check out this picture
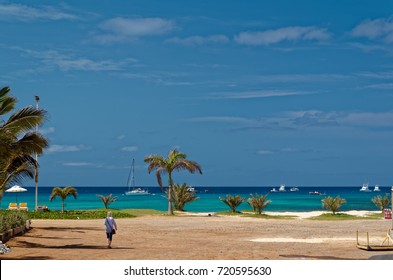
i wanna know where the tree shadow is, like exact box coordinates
[14,240,134,250]
[279,254,362,260]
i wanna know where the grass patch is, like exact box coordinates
[309,212,384,220]
[10,208,167,220]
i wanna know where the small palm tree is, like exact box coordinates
[97,194,118,209]
[144,149,202,215]
[168,183,199,211]
[372,194,391,213]
[247,193,271,214]
[219,194,245,213]
[49,186,78,213]
[321,196,346,215]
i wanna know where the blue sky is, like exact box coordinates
[2,0,393,187]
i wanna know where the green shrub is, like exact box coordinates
[0,211,29,232]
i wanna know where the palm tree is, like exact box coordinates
[167,183,199,211]
[219,194,245,213]
[321,196,346,215]
[0,86,48,199]
[247,193,271,214]
[144,149,202,215]
[49,186,78,213]
[372,194,391,213]
[97,194,118,209]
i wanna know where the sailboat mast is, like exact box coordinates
[126,158,134,190]
[132,158,135,188]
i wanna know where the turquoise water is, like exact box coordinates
[1,186,392,212]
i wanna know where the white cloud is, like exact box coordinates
[121,146,139,152]
[40,127,55,135]
[63,162,92,167]
[257,150,274,155]
[18,48,137,72]
[209,90,310,100]
[234,26,331,46]
[352,16,393,42]
[116,134,126,140]
[0,3,77,21]
[166,35,229,46]
[94,17,176,43]
[46,144,91,153]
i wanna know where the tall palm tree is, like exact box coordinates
[247,193,271,214]
[97,193,118,209]
[321,196,346,215]
[0,86,48,199]
[49,186,78,213]
[219,194,245,213]
[144,149,202,215]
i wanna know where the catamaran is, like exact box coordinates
[125,159,150,196]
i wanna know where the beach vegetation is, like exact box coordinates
[219,194,245,213]
[166,183,199,211]
[144,149,202,215]
[0,210,29,232]
[247,193,271,214]
[97,193,118,209]
[309,213,383,220]
[23,209,135,220]
[0,86,48,199]
[321,196,346,215]
[49,186,78,213]
[372,194,391,213]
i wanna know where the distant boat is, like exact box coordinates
[125,159,150,196]
[290,187,299,192]
[360,183,371,192]
[373,185,381,192]
[187,187,196,192]
[309,191,321,195]
[278,185,286,192]
[270,188,278,192]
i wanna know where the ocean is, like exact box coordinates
[1,186,392,213]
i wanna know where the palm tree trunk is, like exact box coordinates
[62,199,65,213]
[168,173,174,215]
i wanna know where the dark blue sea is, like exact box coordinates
[1,186,392,212]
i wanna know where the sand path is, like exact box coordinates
[1,215,392,260]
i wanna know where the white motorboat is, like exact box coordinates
[360,183,371,192]
[373,185,381,192]
[187,187,196,192]
[125,159,150,196]
[290,187,299,192]
[278,185,286,192]
[270,188,278,192]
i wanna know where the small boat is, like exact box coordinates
[309,191,320,195]
[187,187,196,192]
[360,183,371,192]
[373,185,381,192]
[290,187,299,192]
[278,185,286,192]
[270,188,278,192]
[125,159,150,196]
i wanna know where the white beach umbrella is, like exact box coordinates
[5,185,27,204]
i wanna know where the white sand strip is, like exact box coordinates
[250,237,354,243]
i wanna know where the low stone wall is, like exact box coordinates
[0,220,30,243]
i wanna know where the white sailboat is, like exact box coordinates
[125,159,150,196]
[373,185,381,192]
[278,185,286,192]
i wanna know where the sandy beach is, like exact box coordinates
[1,211,393,260]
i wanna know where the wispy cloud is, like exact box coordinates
[93,17,176,44]
[121,146,139,152]
[40,127,55,135]
[234,26,331,46]
[62,162,126,169]
[257,148,303,156]
[352,16,393,42]
[46,144,91,154]
[16,47,137,72]
[166,35,229,46]
[0,3,78,21]
[208,90,310,100]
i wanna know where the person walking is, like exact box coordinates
[104,211,117,248]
